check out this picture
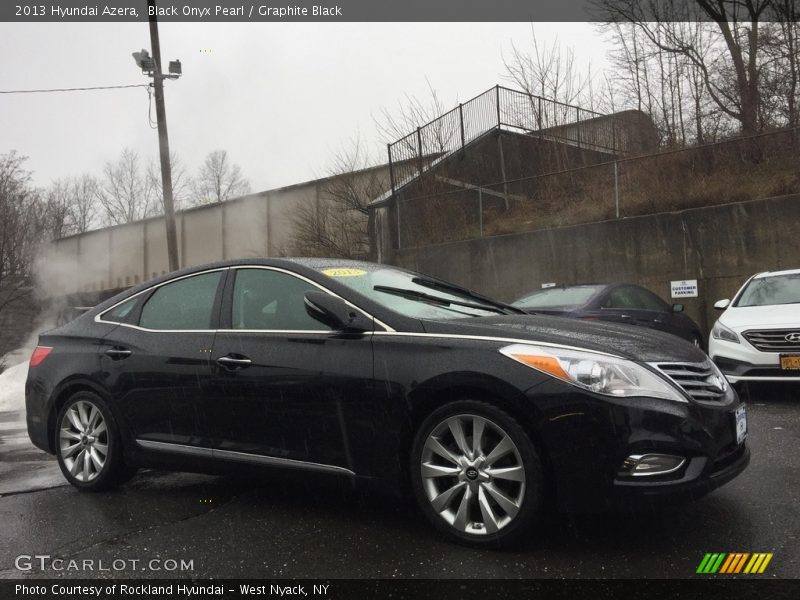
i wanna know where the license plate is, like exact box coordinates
[735,405,748,445]
[780,354,800,370]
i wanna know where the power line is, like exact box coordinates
[0,84,149,94]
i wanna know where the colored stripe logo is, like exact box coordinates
[696,552,773,574]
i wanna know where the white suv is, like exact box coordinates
[709,268,800,383]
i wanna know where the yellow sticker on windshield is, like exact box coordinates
[322,268,367,277]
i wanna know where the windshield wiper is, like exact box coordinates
[373,285,507,315]
[411,277,527,315]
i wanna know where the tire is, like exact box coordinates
[54,391,133,491]
[410,400,543,547]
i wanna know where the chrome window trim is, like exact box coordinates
[94,264,394,334]
[95,267,228,332]
[135,439,355,477]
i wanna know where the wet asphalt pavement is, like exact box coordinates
[0,384,797,580]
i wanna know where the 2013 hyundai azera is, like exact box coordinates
[26,259,749,546]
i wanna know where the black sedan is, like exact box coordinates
[26,259,748,547]
[512,283,705,348]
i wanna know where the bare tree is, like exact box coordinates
[147,152,192,211]
[596,0,774,138]
[0,152,43,327]
[288,138,389,258]
[96,148,155,225]
[191,150,250,204]
[43,174,100,238]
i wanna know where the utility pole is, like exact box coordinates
[133,0,180,271]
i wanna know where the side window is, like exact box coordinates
[232,269,331,331]
[604,287,639,309]
[139,271,222,330]
[632,287,670,312]
[102,296,139,323]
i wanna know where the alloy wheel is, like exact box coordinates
[420,414,526,536]
[59,400,109,483]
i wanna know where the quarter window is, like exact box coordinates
[102,297,139,323]
[139,271,222,330]
[232,269,330,331]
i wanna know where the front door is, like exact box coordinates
[207,267,374,474]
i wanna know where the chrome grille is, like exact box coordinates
[653,361,728,402]
[743,329,800,352]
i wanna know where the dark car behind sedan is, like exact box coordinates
[26,259,748,547]
[513,283,705,349]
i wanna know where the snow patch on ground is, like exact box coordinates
[0,361,28,413]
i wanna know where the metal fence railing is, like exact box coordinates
[390,126,800,250]
[387,85,619,195]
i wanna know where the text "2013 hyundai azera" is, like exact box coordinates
[27,259,749,546]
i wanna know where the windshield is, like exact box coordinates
[735,273,800,307]
[318,265,506,319]
[513,285,604,309]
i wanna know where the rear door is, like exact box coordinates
[206,266,374,474]
[99,269,226,450]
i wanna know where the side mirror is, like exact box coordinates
[672,303,684,313]
[713,299,731,310]
[304,291,371,333]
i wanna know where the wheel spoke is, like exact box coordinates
[89,447,105,471]
[485,465,525,482]
[66,408,83,432]
[60,428,82,442]
[485,435,514,466]
[452,486,474,530]
[431,481,466,513]
[70,450,84,476]
[93,442,108,458]
[87,406,101,431]
[447,417,471,458]
[477,486,499,533]
[83,448,92,480]
[425,437,460,466]
[472,417,486,457]
[77,402,90,429]
[90,420,107,437]
[483,482,520,518]
[421,462,460,478]
[61,442,82,458]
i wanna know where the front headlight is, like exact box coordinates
[499,343,688,403]
[711,321,739,343]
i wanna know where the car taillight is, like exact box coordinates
[29,346,53,368]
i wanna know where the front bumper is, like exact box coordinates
[532,381,749,511]
[710,338,800,383]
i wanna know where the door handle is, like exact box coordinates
[216,355,252,370]
[105,348,132,359]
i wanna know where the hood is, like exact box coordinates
[719,304,800,329]
[422,314,705,363]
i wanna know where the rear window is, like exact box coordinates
[139,271,222,330]
[513,286,603,309]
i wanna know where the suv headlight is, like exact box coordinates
[499,344,688,403]
[711,321,739,343]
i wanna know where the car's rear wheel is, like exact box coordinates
[55,391,133,491]
[411,400,543,547]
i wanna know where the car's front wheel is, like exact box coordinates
[410,400,543,547]
[55,391,133,491]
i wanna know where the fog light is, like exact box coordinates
[619,454,685,477]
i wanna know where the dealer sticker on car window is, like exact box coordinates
[735,405,748,445]
[322,268,367,277]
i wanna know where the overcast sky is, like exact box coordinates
[0,22,611,193]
